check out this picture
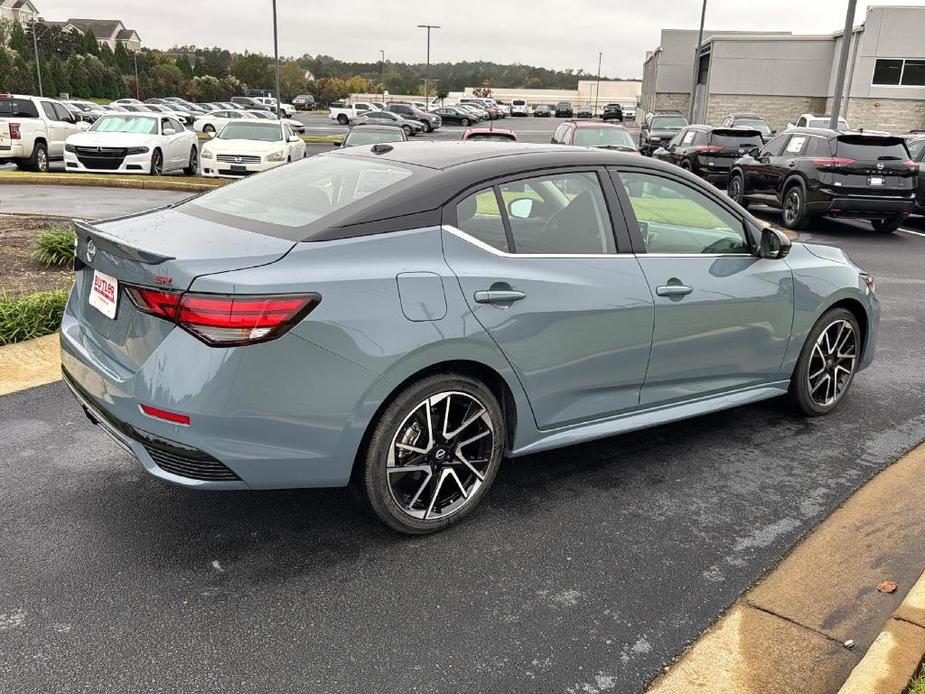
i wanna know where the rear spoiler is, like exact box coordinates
[711,128,763,138]
[836,133,904,145]
[73,219,174,265]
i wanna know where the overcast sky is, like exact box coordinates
[39,0,925,78]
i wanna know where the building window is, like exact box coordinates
[873,58,925,87]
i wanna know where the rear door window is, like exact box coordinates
[455,188,509,252]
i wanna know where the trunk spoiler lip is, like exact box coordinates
[73,219,175,265]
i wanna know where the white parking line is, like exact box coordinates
[899,227,925,238]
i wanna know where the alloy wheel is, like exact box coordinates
[729,176,741,202]
[36,148,48,172]
[783,190,801,226]
[807,319,857,407]
[386,391,495,521]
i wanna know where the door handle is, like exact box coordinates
[474,290,526,304]
[655,284,693,297]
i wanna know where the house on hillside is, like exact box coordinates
[0,0,40,24]
[65,18,141,51]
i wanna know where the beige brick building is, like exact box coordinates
[641,6,925,134]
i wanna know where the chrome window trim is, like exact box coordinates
[442,225,755,259]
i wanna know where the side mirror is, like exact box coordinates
[332,140,342,147]
[288,135,301,143]
[760,226,792,260]
[509,198,534,219]
[163,128,176,136]
[748,147,761,158]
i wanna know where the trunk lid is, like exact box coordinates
[71,207,297,372]
[824,134,917,195]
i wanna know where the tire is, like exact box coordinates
[337,114,349,125]
[871,217,904,233]
[183,146,198,176]
[402,125,412,136]
[781,184,811,230]
[460,118,470,127]
[29,142,48,172]
[203,124,215,134]
[356,373,506,535]
[790,308,861,416]
[149,149,163,176]
[423,122,433,133]
[728,173,749,208]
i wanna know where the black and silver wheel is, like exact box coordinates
[728,174,748,208]
[337,114,349,125]
[358,373,505,534]
[183,146,198,176]
[782,185,811,230]
[460,118,470,127]
[790,308,860,416]
[149,149,163,176]
[871,217,903,233]
[203,124,215,134]
[30,142,48,172]
[402,125,412,136]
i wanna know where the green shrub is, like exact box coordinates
[32,224,76,267]
[0,290,69,345]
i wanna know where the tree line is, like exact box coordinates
[0,19,634,103]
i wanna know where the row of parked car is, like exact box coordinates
[635,109,924,232]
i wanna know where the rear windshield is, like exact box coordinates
[184,154,415,234]
[573,127,635,150]
[809,118,848,129]
[651,115,688,130]
[710,131,764,148]
[733,119,771,135]
[465,133,517,142]
[0,98,39,118]
[835,136,910,161]
[343,130,405,147]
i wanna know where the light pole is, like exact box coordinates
[417,24,440,105]
[271,0,281,117]
[133,50,139,99]
[30,21,43,97]
[830,0,858,129]
[594,52,602,117]
[380,49,385,101]
[687,0,707,123]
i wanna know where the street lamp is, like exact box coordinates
[687,0,707,123]
[132,50,139,99]
[380,49,385,101]
[271,0,281,117]
[830,0,858,129]
[594,52,602,117]
[30,21,43,97]
[416,24,440,106]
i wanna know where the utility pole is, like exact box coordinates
[271,0,281,118]
[830,0,857,129]
[687,0,707,123]
[380,49,385,101]
[30,21,43,97]
[417,24,440,106]
[133,51,139,99]
[594,52,602,117]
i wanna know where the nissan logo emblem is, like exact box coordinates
[86,239,96,262]
[876,162,884,170]
[234,156,242,163]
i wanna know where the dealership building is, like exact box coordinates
[641,5,925,133]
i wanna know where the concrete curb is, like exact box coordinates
[647,441,925,694]
[0,332,61,396]
[838,571,925,693]
[0,173,224,193]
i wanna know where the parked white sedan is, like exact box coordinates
[194,109,254,134]
[64,113,199,175]
[242,109,306,134]
[200,120,305,178]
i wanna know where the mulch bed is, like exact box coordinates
[0,215,74,297]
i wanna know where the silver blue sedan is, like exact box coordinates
[61,142,879,534]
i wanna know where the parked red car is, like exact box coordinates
[550,120,638,152]
[461,127,518,142]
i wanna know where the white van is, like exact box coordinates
[511,99,528,117]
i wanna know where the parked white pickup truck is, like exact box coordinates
[0,94,88,171]
[328,101,376,125]
[253,97,295,118]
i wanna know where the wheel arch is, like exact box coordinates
[782,173,807,197]
[822,296,870,357]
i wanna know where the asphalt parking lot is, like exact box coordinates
[2,117,925,693]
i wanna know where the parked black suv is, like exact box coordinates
[652,125,764,187]
[728,128,918,232]
[639,111,689,156]
[602,103,624,122]
[385,102,441,132]
[721,113,774,142]
[555,101,573,118]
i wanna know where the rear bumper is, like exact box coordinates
[0,143,28,159]
[60,294,378,490]
[806,191,915,217]
[202,159,283,178]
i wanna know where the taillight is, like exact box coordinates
[8,122,21,139]
[125,286,320,346]
[694,145,723,153]
[903,161,919,172]
[812,157,855,168]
